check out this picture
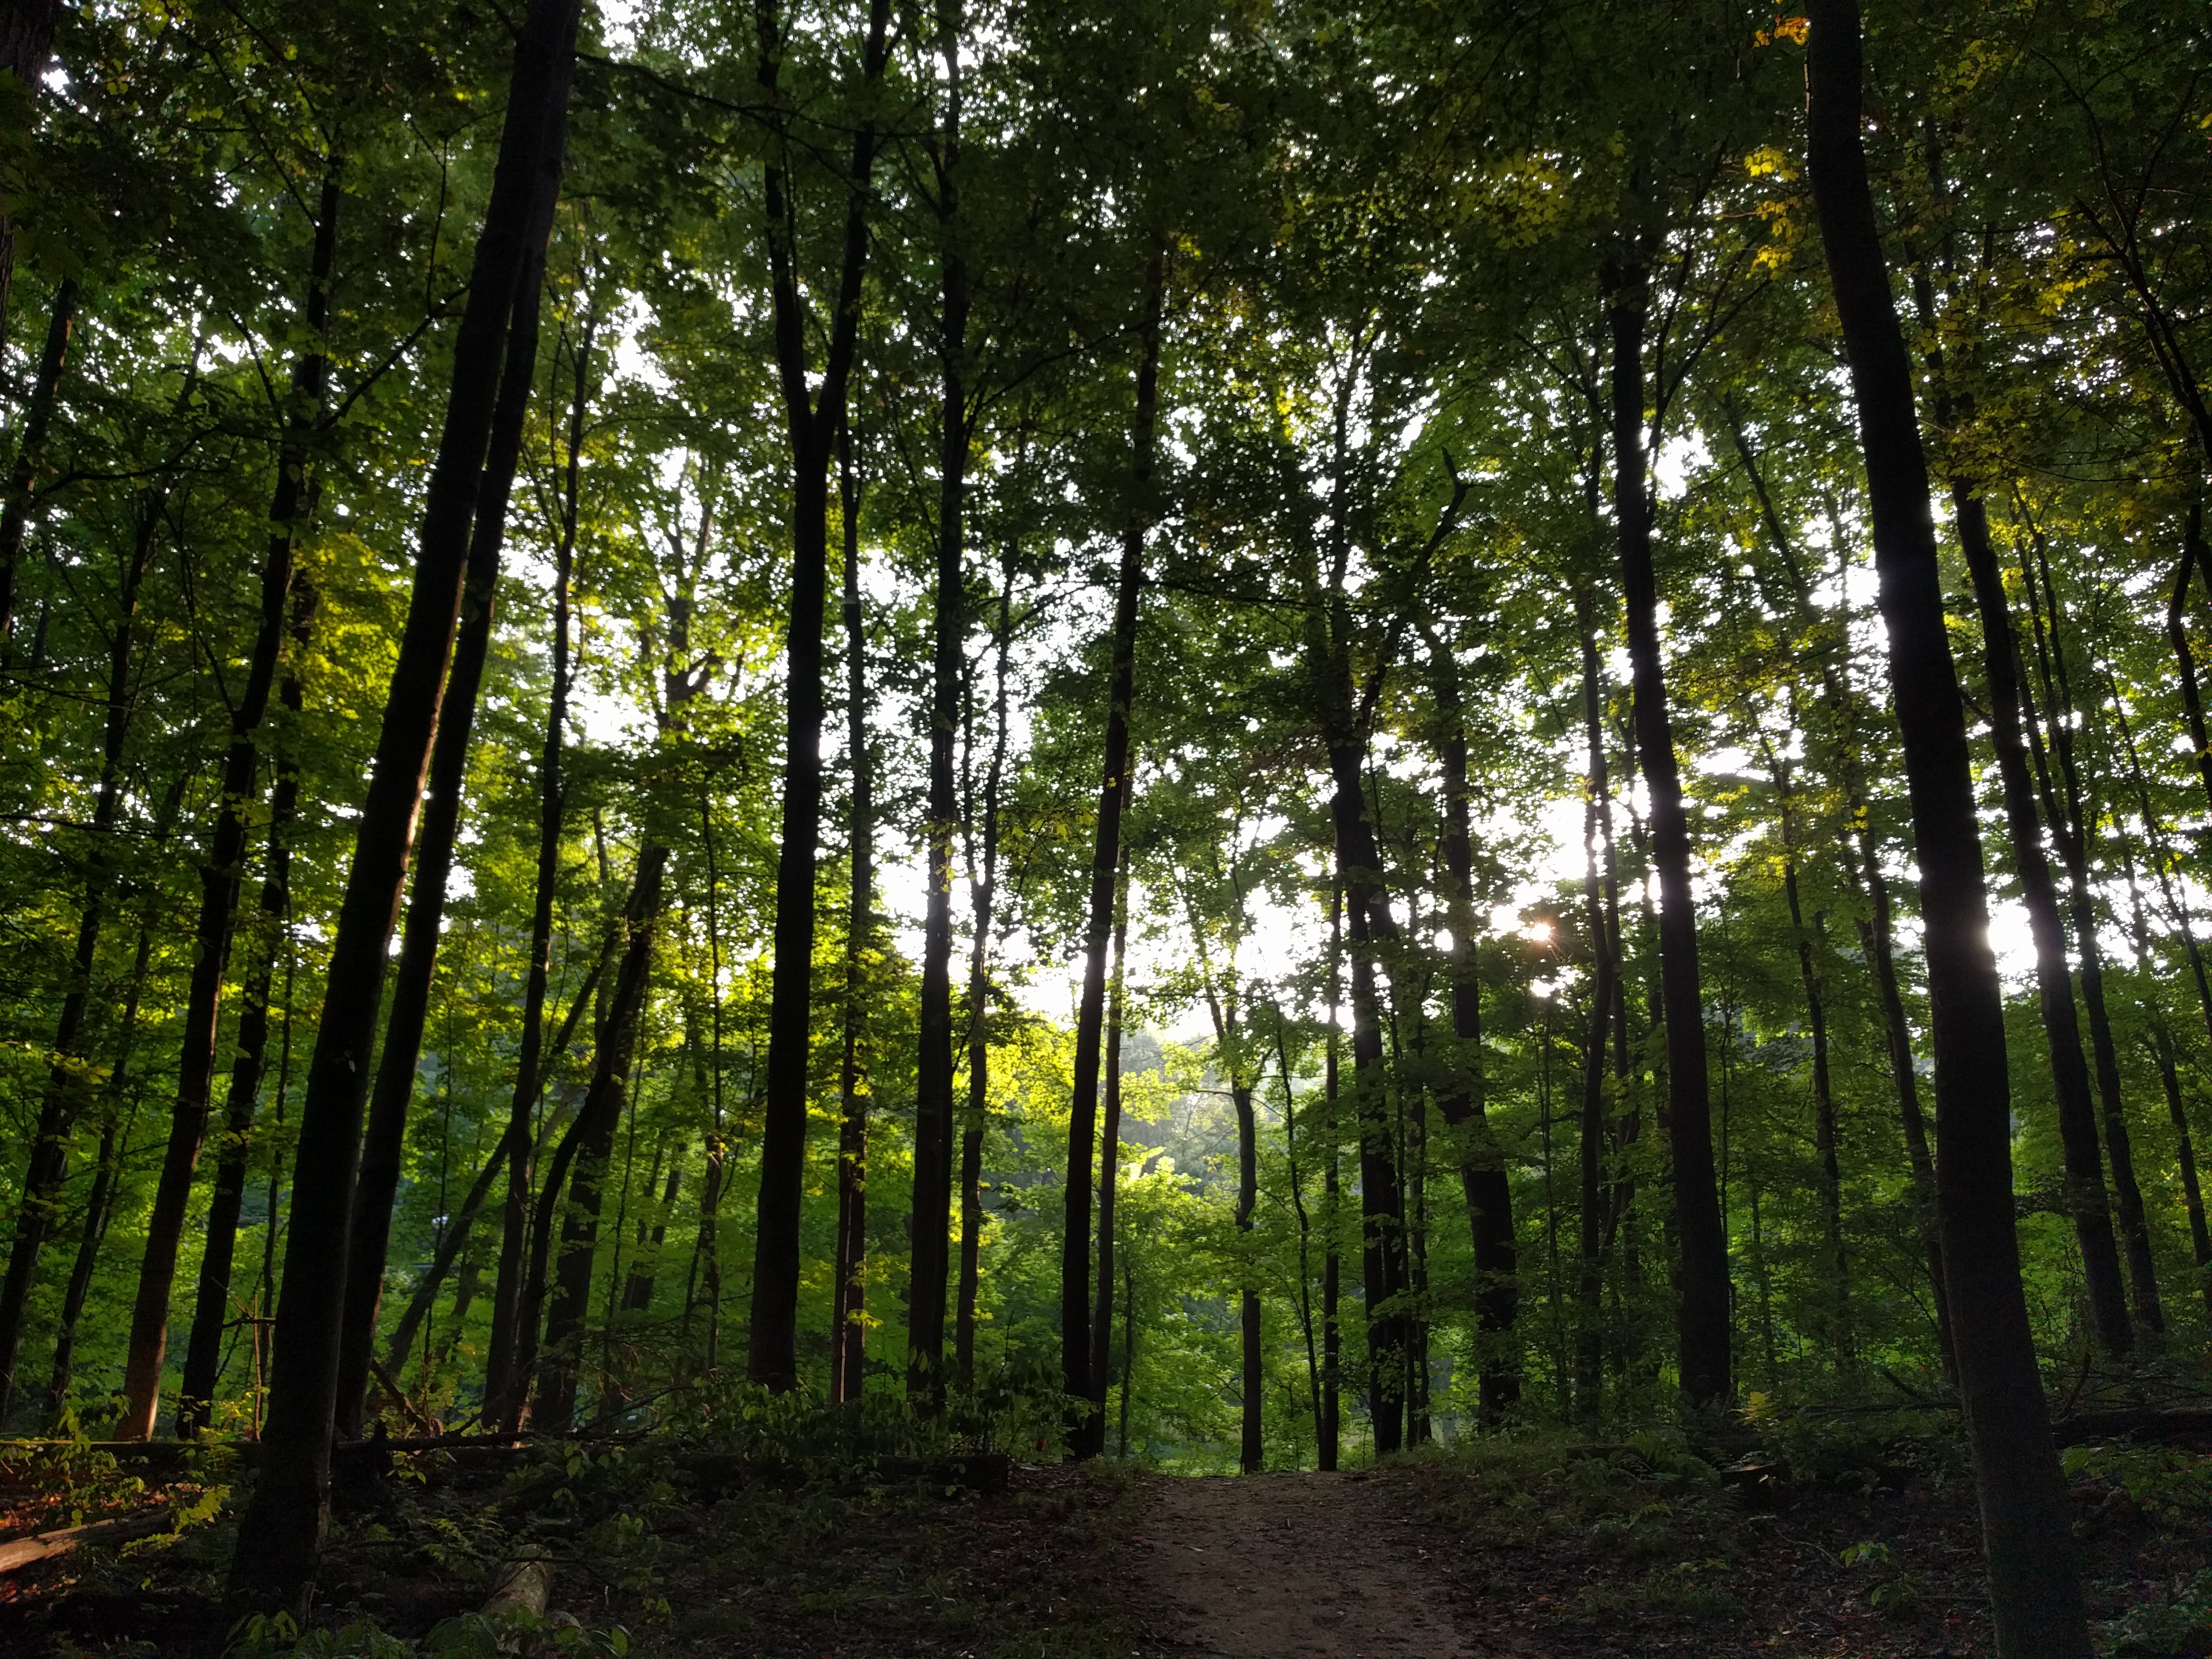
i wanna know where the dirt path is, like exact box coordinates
[1130,1469,1473,1658]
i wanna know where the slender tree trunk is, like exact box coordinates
[1234,1064,1261,1473]
[227,1,584,1612]
[1956,498,2131,1355]
[0,0,60,368]
[335,154,562,1442]
[2110,679,2212,1325]
[0,273,75,649]
[1604,257,1729,1408]
[45,920,153,1421]
[0,486,160,1424]
[484,310,593,1418]
[1087,824,1130,1424]
[2167,508,2212,827]
[2148,1027,2212,1321]
[2018,550,2163,1335]
[1573,590,1613,1422]
[961,569,1015,1393]
[1850,833,1956,1378]
[1063,256,1164,1456]
[1276,1015,1323,1463]
[830,424,871,1404]
[178,580,315,1434]
[910,13,968,1408]
[746,0,893,1395]
[149,174,340,1442]
[1805,5,2090,1649]
[1320,892,1342,1472]
[1726,409,1955,1373]
[1773,758,1850,1368]
[533,854,664,1431]
[1420,624,1519,1420]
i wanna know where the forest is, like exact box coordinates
[0,0,2208,1655]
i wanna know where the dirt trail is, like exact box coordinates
[1130,1468,1472,1658]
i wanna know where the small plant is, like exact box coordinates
[1841,1539,1920,1618]
[2098,1568,2212,1657]
[2062,1446,2212,1528]
[225,1607,630,1659]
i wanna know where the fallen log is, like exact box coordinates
[0,1509,172,1575]
[2051,1407,2212,1447]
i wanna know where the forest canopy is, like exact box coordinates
[0,0,2206,1648]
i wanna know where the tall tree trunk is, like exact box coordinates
[1726,411,1953,1371]
[1805,4,2090,1649]
[746,0,893,1395]
[961,568,1015,1393]
[227,0,584,1613]
[623,1138,682,1311]
[1320,891,1342,1472]
[2148,1026,2212,1322]
[1274,1014,1323,1462]
[1086,831,1129,1421]
[1573,588,1613,1423]
[1062,256,1164,1457]
[533,853,664,1431]
[1194,934,1261,1475]
[334,156,562,1442]
[1956,498,2131,1355]
[142,171,340,1443]
[1603,257,1729,1408]
[0,0,59,364]
[909,5,968,1408]
[1421,623,1519,1421]
[2109,674,2212,1325]
[830,423,872,1405]
[0,274,76,648]
[2168,507,2212,826]
[1850,832,1956,1378]
[177,577,318,1434]
[484,308,594,1418]
[2018,547,2163,1335]
[1773,757,1850,1369]
[0,478,160,1424]
[44,918,153,1421]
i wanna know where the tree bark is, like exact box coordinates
[2148,1026,2212,1322]
[2018,545,2163,1335]
[1956,497,2131,1356]
[0,273,75,648]
[747,0,893,1393]
[1062,255,1163,1457]
[483,308,593,1420]
[0,0,59,363]
[533,855,663,1431]
[1420,623,1518,1421]
[1086,828,1130,1423]
[1573,590,1614,1424]
[141,171,340,1443]
[909,3,969,1409]
[830,424,872,1405]
[0,470,160,1424]
[1603,258,1728,1408]
[334,146,562,1442]
[44,921,151,1422]
[1773,757,1850,1368]
[961,568,1015,1393]
[1804,4,2090,1650]
[226,0,583,1613]
[177,575,317,1435]
[1320,891,1342,1471]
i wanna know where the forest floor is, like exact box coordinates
[2,1417,2210,1656]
